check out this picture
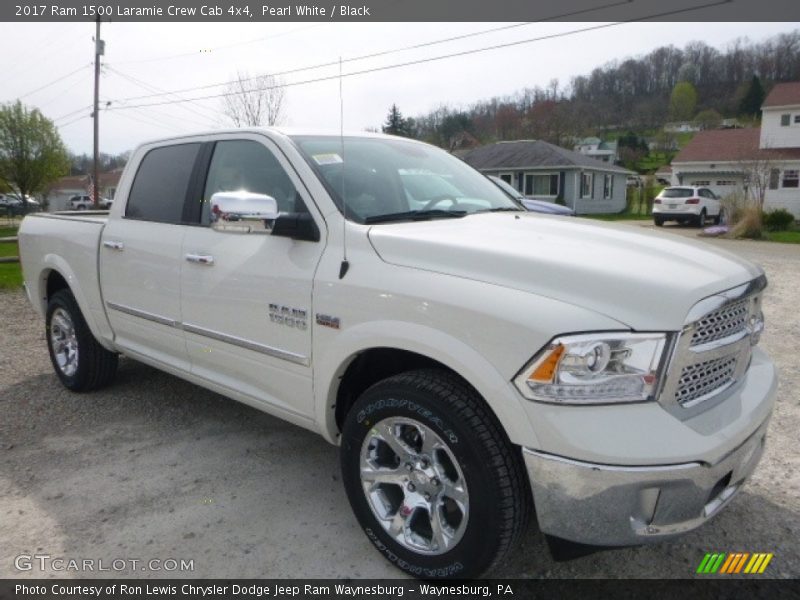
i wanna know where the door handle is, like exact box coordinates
[185,253,215,265]
[103,240,124,251]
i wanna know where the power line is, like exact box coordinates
[113,23,326,65]
[105,1,729,114]
[101,1,631,106]
[58,114,91,129]
[18,64,91,100]
[53,105,93,122]
[103,65,220,127]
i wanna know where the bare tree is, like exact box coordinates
[222,71,286,127]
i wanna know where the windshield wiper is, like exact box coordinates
[364,209,467,224]
[477,206,525,213]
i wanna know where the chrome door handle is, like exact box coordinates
[102,240,124,251]
[185,253,215,265]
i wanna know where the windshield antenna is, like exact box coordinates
[338,55,350,279]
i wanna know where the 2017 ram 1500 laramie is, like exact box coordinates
[19,129,777,579]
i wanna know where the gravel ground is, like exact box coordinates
[1,224,798,579]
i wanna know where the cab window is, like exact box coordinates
[201,140,308,226]
[126,143,201,224]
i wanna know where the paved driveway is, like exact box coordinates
[1,223,798,578]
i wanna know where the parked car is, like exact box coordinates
[70,195,113,210]
[653,186,723,227]
[0,194,22,209]
[19,129,775,579]
[488,175,576,216]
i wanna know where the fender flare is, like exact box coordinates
[313,319,539,449]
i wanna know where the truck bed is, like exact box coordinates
[18,211,114,348]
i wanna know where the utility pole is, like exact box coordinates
[92,16,103,208]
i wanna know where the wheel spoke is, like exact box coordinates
[360,466,405,486]
[375,421,413,460]
[420,428,440,457]
[430,505,452,552]
[442,481,468,508]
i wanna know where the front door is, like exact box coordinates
[179,135,325,419]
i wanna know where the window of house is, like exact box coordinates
[126,143,201,224]
[769,169,780,190]
[524,173,558,197]
[715,180,736,186]
[580,172,594,198]
[499,173,514,186]
[603,174,614,199]
[691,180,710,186]
[781,114,791,126]
[782,169,799,188]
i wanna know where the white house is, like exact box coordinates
[573,137,618,164]
[669,82,800,217]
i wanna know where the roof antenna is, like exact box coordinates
[338,55,350,279]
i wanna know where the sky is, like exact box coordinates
[1,21,797,155]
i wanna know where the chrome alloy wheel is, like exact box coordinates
[359,417,469,555]
[50,308,79,377]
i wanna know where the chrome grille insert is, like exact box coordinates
[676,354,738,407]
[658,275,766,418]
[691,298,749,347]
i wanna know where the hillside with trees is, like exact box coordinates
[387,30,800,171]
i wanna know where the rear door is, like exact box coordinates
[100,142,201,372]
[179,134,326,419]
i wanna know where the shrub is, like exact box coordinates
[728,204,764,240]
[719,191,748,225]
[763,208,795,232]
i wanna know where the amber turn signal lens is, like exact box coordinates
[529,343,565,383]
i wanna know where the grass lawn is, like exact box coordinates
[0,262,22,290]
[0,225,19,238]
[765,230,800,244]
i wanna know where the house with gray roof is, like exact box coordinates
[463,140,633,214]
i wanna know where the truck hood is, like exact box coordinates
[367,212,763,331]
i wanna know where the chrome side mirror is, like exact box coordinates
[210,191,279,234]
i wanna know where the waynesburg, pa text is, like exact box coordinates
[14,584,513,597]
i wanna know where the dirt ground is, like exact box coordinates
[1,223,798,579]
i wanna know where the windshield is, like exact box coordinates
[661,188,694,198]
[292,136,521,223]
[489,176,523,199]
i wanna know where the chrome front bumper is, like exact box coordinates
[523,416,770,546]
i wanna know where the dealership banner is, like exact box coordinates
[2,579,800,600]
[4,0,800,22]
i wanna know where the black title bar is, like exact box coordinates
[4,0,800,22]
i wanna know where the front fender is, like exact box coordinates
[313,319,539,448]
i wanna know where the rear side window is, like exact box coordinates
[661,188,693,198]
[126,143,200,223]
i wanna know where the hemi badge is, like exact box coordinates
[316,314,341,330]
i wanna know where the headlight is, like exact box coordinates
[514,332,668,404]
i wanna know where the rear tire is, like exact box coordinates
[46,289,118,392]
[654,216,664,227]
[696,209,707,228]
[340,369,531,579]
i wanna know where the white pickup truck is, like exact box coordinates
[19,129,776,579]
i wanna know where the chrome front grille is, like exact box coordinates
[658,276,766,416]
[676,354,738,406]
[691,298,749,347]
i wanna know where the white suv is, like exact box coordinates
[69,195,112,210]
[653,186,723,227]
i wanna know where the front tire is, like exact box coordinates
[46,289,118,391]
[340,369,531,579]
[696,209,707,227]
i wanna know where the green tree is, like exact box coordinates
[738,75,765,118]
[694,108,723,130]
[382,104,411,137]
[669,82,698,121]
[0,101,69,211]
